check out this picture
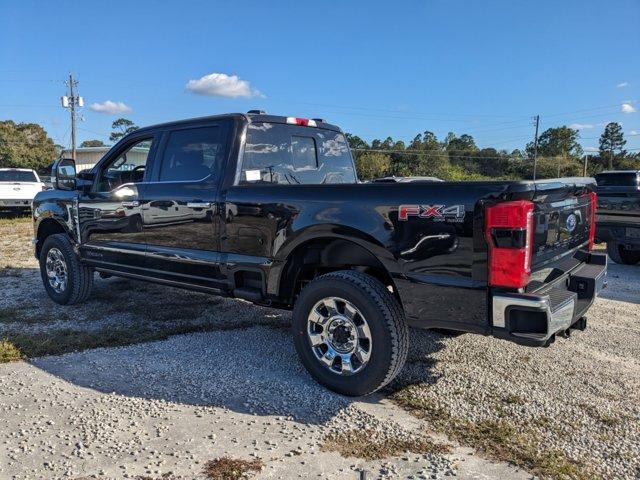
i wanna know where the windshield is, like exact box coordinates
[0,170,38,182]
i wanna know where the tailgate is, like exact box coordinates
[530,179,595,270]
[0,182,42,200]
[596,185,640,225]
[490,178,606,347]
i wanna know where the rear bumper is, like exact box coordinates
[491,252,607,347]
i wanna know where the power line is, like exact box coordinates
[351,148,523,160]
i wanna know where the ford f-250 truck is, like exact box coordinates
[32,112,607,396]
[595,170,640,265]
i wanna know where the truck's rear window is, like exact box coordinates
[595,172,639,186]
[240,122,357,185]
[0,170,37,182]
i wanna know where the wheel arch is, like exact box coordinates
[271,227,403,307]
[35,218,74,258]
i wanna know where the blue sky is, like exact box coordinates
[1,0,639,153]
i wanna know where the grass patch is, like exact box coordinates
[0,322,235,362]
[501,393,526,406]
[322,428,450,461]
[596,412,620,427]
[0,266,23,277]
[0,306,70,325]
[393,386,598,480]
[203,457,263,480]
[0,339,23,362]
[0,307,23,323]
[0,215,31,226]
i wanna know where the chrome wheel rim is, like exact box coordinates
[307,297,372,376]
[45,248,68,293]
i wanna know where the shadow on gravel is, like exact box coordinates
[26,298,446,425]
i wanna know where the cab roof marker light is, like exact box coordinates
[286,117,317,127]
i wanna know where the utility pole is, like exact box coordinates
[61,73,83,160]
[532,115,540,180]
[583,154,589,177]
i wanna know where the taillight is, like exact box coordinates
[286,117,317,127]
[588,191,597,250]
[485,200,534,289]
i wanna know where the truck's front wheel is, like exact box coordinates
[607,242,640,265]
[39,233,94,304]
[292,270,408,396]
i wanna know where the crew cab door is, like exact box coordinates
[138,122,230,291]
[78,133,159,270]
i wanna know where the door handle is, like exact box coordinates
[121,200,140,208]
[187,202,212,208]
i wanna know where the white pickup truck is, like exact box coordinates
[0,168,46,213]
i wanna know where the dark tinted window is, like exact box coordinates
[595,172,639,186]
[0,170,37,182]
[159,126,225,182]
[240,123,356,185]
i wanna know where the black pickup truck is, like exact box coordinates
[595,170,640,265]
[32,112,607,396]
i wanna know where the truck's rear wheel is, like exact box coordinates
[292,270,408,396]
[39,233,93,304]
[607,242,640,265]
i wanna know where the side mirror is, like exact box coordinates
[53,158,77,191]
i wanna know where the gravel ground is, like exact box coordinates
[393,259,640,479]
[0,328,533,480]
[1,217,639,479]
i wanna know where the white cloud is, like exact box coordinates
[617,82,629,88]
[630,130,639,135]
[621,103,637,113]
[89,100,132,114]
[569,123,594,130]
[185,72,263,98]
[585,146,599,152]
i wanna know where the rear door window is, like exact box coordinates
[240,122,357,185]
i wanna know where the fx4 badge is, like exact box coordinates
[398,204,465,223]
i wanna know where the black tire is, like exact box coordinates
[39,233,93,305]
[292,270,409,396]
[607,242,640,265]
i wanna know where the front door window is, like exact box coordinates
[95,139,153,192]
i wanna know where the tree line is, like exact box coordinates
[348,122,638,181]
[0,118,139,171]
[1,117,637,181]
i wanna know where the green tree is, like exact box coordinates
[345,133,368,151]
[599,122,626,170]
[526,126,583,159]
[354,151,392,180]
[80,139,106,147]
[446,133,477,153]
[0,120,56,170]
[109,118,138,143]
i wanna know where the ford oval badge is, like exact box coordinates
[566,213,577,233]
